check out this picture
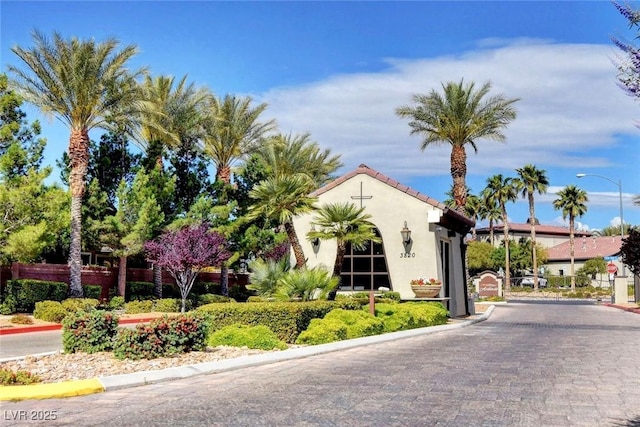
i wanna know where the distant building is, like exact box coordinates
[476,222,592,248]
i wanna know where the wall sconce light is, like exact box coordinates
[310,225,320,249]
[400,221,412,244]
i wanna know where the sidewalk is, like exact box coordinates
[0,308,495,401]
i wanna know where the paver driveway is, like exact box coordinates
[1,302,639,427]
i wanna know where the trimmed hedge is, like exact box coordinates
[1,279,67,313]
[33,301,67,323]
[374,302,448,333]
[126,282,154,301]
[296,309,385,345]
[196,300,361,343]
[208,324,288,350]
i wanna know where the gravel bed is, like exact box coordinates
[1,346,278,384]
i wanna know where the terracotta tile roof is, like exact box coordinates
[312,163,475,228]
[476,222,592,237]
[547,235,623,261]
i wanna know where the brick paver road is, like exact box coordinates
[2,302,639,427]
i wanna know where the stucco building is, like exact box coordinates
[293,164,474,317]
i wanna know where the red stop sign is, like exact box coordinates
[607,263,618,274]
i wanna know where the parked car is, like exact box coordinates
[519,277,547,288]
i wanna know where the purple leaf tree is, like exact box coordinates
[145,223,231,312]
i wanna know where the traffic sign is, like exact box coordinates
[607,263,618,274]
[604,256,617,261]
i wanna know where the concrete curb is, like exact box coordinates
[3,307,496,400]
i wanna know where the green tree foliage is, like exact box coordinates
[466,241,498,276]
[101,168,165,298]
[593,223,633,237]
[620,227,640,276]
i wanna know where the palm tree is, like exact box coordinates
[515,164,549,291]
[483,174,518,290]
[307,202,380,299]
[396,79,518,211]
[553,185,588,291]
[248,174,318,268]
[249,133,342,269]
[202,94,276,184]
[478,200,502,246]
[8,31,145,296]
[201,94,276,295]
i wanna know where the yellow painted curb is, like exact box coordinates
[0,378,104,401]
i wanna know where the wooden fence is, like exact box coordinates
[1,262,248,301]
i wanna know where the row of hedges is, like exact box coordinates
[196,300,366,343]
[126,282,250,302]
[0,280,102,314]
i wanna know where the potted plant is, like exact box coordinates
[410,277,442,298]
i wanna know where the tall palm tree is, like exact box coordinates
[201,94,276,295]
[8,31,145,296]
[553,185,588,291]
[515,164,549,291]
[483,174,518,290]
[202,94,276,184]
[248,174,318,268]
[250,132,342,269]
[396,79,518,211]
[307,202,380,299]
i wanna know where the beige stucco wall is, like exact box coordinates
[293,172,468,317]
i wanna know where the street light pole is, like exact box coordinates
[576,173,625,276]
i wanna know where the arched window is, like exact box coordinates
[339,229,391,291]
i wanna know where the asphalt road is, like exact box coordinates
[0,330,62,360]
[1,302,639,427]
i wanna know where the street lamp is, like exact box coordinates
[576,173,625,276]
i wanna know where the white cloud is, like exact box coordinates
[552,215,591,231]
[258,39,637,182]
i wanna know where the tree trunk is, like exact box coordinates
[529,193,539,292]
[502,204,511,291]
[68,128,90,298]
[220,265,229,296]
[118,255,127,299]
[489,219,495,246]
[152,264,162,298]
[284,221,306,269]
[216,165,232,185]
[328,241,347,301]
[450,144,468,212]
[569,216,576,291]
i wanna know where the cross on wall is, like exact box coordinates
[351,181,372,208]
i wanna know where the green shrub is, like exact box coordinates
[208,324,288,350]
[196,294,235,306]
[33,301,67,322]
[374,302,448,333]
[162,284,181,298]
[154,298,180,313]
[61,298,100,313]
[324,309,385,338]
[62,310,119,353]
[126,282,154,302]
[191,281,221,296]
[197,300,354,343]
[296,318,348,345]
[10,313,33,325]
[124,300,155,314]
[0,295,17,315]
[108,296,125,310]
[3,279,68,312]
[0,368,41,385]
[295,309,384,345]
[83,285,102,300]
[113,312,211,360]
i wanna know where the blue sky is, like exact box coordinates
[1,1,639,232]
